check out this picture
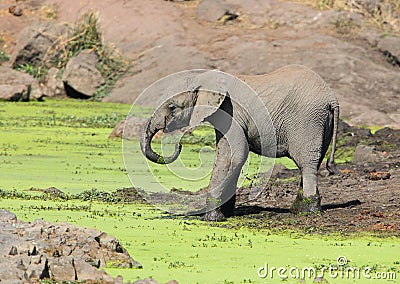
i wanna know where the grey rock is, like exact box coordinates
[43,186,66,198]
[0,264,24,282]
[109,116,148,140]
[30,83,46,100]
[25,255,49,280]
[0,66,43,101]
[359,29,380,47]
[377,36,400,65]
[16,258,27,270]
[109,116,184,142]
[103,44,210,105]
[134,279,161,284]
[0,209,17,223]
[197,0,237,22]
[62,51,105,98]
[97,0,400,129]
[9,246,18,255]
[0,209,141,282]
[353,145,379,164]
[0,84,29,101]
[48,257,76,281]
[74,260,114,282]
[44,67,66,97]
[9,5,23,17]
[115,275,124,284]
[10,22,70,68]
[96,232,120,251]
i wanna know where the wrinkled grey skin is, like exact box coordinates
[140,65,339,221]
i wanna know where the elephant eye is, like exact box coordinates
[168,103,177,111]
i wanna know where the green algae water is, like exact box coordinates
[0,99,290,193]
[0,99,399,283]
[1,198,399,283]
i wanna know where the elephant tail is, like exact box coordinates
[327,104,339,175]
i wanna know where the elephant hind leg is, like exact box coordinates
[290,166,321,214]
[289,135,324,214]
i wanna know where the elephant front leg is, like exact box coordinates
[203,128,249,222]
[290,168,321,214]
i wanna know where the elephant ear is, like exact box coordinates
[189,90,227,127]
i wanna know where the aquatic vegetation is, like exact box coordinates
[0,197,399,283]
[1,99,399,283]
[0,99,292,193]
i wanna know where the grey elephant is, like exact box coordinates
[140,65,339,221]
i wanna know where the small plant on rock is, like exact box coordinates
[0,36,10,65]
[52,12,129,100]
[0,50,9,65]
[17,12,128,99]
[333,17,358,35]
[16,64,42,78]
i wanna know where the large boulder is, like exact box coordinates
[109,116,180,140]
[62,51,105,98]
[0,66,44,101]
[0,84,29,101]
[103,43,211,105]
[109,116,148,140]
[96,0,400,129]
[377,36,400,66]
[10,22,71,68]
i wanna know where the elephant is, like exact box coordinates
[140,65,339,221]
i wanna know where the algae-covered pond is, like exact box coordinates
[0,99,399,283]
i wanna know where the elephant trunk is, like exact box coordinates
[140,119,182,164]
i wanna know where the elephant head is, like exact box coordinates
[140,89,227,164]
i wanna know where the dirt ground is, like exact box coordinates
[234,122,400,235]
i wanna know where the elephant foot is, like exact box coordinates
[201,194,236,222]
[290,191,321,215]
[202,208,227,222]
